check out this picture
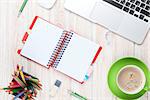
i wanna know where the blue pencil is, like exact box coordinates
[13,91,24,100]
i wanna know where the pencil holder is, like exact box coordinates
[1,65,42,100]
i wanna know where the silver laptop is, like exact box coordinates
[64,0,150,44]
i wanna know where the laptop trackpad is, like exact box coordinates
[90,2,124,30]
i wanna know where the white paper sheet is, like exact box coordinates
[21,18,63,67]
[56,33,99,82]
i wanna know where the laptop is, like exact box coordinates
[64,0,150,44]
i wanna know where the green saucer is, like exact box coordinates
[107,57,150,100]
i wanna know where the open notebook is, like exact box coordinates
[19,16,102,83]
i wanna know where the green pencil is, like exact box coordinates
[30,82,41,90]
[29,78,39,84]
[68,90,88,100]
[10,87,23,94]
[0,87,10,90]
[18,0,28,17]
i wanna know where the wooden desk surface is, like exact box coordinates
[0,0,150,100]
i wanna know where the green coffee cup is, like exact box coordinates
[107,57,150,100]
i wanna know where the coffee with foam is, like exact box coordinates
[117,65,146,94]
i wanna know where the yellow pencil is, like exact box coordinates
[18,65,26,84]
[19,69,26,84]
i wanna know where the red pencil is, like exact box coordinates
[9,84,21,88]
[10,81,19,86]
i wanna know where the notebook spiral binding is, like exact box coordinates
[47,30,74,68]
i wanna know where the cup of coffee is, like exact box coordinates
[108,57,150,100]
[117,65,146,95]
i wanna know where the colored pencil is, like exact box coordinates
[16,65,20,76]
[23,92,29,100]
[13,91,24,100]
[18,0,28,17]
[9,84,21,88]
[0,87,10,90]
[19,69,26,84]
[1,65,42,99]
[12,75,26,88]
[68,90,88,100]
[29,78,39,84]
[30,82,41,90]
[9,87,23,94]
[6,89,13,92]
[24,73,38,79]
[10,81,19,86]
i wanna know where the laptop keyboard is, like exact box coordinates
[103,0,150,22]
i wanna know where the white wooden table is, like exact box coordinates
[0,0,150,100]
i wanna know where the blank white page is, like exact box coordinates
[21,18,63,67]
[56,33,99,82]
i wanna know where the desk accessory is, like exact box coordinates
[50,80,61,97]
[18,0,28,17]
[68,90,88,100]
[108,57,150,100]
[18,16,102,83]
[84,65,94,81]
[0,65,42,100]
[37,0,56,9]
